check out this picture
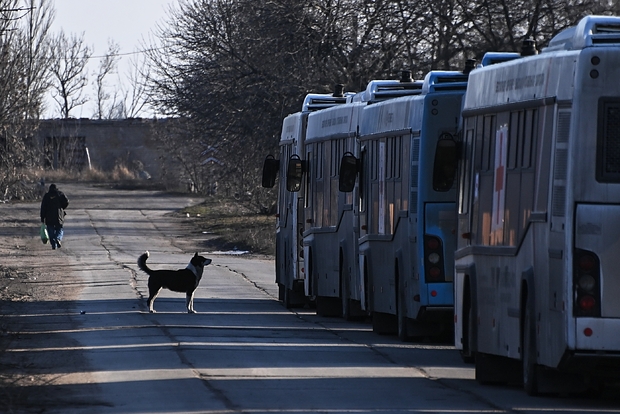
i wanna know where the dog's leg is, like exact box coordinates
[147,288,160,313]
[186,291,196,313]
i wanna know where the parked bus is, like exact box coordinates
[301,73,424,317]
[340,66,473,338]
[454,15,620,394]
[262,88,349,307]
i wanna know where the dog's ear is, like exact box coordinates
[194,252,198,257]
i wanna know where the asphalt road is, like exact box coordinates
[2,183,620,413]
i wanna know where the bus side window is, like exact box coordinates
[304,150,312,209]
[433,133,458,192]
[459,128,475,215]
[359,146,367,213]
[339,152,358,192]
[287,155,304,192]
[481,115,495,171]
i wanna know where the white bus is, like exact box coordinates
[301,73,423,317]
[454,15,620,394]
[340,67,472,338]
[262,89,349,307]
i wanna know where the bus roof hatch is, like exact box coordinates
[545,15,620,52]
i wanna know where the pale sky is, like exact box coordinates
[48,0,178,118]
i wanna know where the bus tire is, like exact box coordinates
[523,292,540,395]
[396,270,411,341]
[340,253,351,320]
[341,287,351,320]
[283,286,293,309]
[316,295,340,317]
[373,311,397,335]
[460,281,475,363]
[397,298,409,341]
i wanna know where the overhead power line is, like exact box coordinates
[89,46,164,60]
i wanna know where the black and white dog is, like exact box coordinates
[137,251,212,313]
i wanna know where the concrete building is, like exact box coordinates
[35,118,165,180]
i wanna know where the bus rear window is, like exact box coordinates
[597,98,620,182]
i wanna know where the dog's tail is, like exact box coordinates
[137,251,153,275]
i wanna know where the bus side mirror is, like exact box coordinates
[286,154,304,192]
[261,155,280,188]
[433,135,458,192]
[339,152,359,192]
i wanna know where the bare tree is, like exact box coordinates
[144,0,610,205]
[23,0,54,119]
[448,0,608,62]
[144,0,417,208]
[92,39,119,119]
[49,30,91,118]
[0,0,55,199]
[119,49,151,118]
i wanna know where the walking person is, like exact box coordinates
[40,184,69,250]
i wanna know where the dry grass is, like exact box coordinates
[179,197,275,256]
[39,165,136,183]
[15,166,276,256]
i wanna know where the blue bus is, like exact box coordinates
[300,74,424,317]
[455,16,620,394]
[340,65,473,339]
[262,89,349,307]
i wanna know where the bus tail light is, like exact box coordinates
[573,249,601,317]
[424,235,445,282]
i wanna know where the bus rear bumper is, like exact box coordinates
[559,350,620,380]
[575,318,620,350]
[416,306,453,323]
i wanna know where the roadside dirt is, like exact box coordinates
[0,201,89,413]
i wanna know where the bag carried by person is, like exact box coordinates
[40,223,49,244]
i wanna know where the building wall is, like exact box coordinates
[36,118,165,179]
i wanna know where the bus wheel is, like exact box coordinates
[397,312,411,341]
[460,285,475,363]
[397,280,411,341]
[316,296,340,316]
[340,256,351,320]
[523,296,540,395]
[282,281,305,309]
[283,286,293,309]
[373,311,397,335]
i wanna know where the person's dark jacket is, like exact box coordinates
[40,186,69,226]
